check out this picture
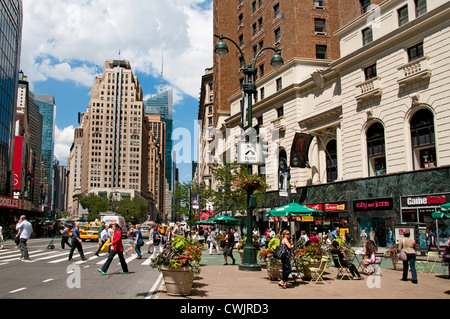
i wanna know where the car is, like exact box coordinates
[141,226,150,239]
[80,226,100,242]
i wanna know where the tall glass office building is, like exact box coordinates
[34,95,56,184]
[144,89,174,189]
[0,0,23,196]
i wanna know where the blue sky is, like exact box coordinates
[21,0,213,183]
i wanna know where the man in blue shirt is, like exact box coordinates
[68,222,87,261]
[16,215,33,261]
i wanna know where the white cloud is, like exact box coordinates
[54,125,75,165]
[21,0,213,99]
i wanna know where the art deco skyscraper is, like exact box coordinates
[80,59,151,205]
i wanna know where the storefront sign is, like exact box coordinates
[401,193,450,208]
[353,198,393,211]
[0,196,21,209]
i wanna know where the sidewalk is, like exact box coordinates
[158,249,450,299]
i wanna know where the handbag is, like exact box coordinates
[398,239,407,261]
[101,239,111,253]
[274,243,287,260]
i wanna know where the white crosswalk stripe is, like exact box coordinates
[0,242,155,267]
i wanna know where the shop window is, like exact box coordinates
[367,122,386,176]
[410,108,436,170]
[326,140,338,182]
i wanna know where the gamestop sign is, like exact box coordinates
[401,193,449,208]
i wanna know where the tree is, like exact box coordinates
[77,193,109,221]
[210,162,269,215]
[173,181,213,225]
[114,197,149,224]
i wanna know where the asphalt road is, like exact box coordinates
[0,238,162,299]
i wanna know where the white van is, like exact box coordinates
[101,215,127,237]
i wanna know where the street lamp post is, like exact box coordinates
[214,34,283,271]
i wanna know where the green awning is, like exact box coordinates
[266,202,324,217]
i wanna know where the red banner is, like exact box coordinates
[13,136,23,191]
[0,196,21,209]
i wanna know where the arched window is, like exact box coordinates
[367,122,386,176]
[410,108,436,169]
[326,140,337,182]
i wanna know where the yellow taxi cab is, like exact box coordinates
[80,226,100,242]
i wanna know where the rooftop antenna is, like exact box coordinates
[159,50,164,93]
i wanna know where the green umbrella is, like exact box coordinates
[209,215,239,224]
[195,220,215,225]
[440,203,450,212]
[266,202,324,217]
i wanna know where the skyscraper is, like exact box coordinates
[34,95,56,183]
[0,0,23,196]
[80,59,151,206]
[144,89,174,190]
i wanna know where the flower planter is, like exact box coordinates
[160,266,194,296]
[302,261,322,280]
[265,258,282,281]
[390,256,403,271]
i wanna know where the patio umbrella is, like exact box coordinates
[431,203,450,249]
[195,220,215,225]
[440,203,450,213]
[266,202,324,217]
[209,215,239,225]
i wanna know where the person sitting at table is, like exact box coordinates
[331,240,364,280]
[362,240,381,275]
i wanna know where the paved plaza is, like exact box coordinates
[158,250,450,300]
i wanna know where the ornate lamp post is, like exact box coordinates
[214,34,284,271]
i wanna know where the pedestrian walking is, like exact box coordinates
[151,227,162,259]
[209,227,220,255]
[98,223,129,275]
[60,224,72,249]
[134,224,144,259]
[68,222,87,261]
[279,230,294,288]
[399,229,418,284]
[15,215,33,261]
[97,221,105,253]
[223,229,235,265]
[95,224,109,256]
[125,226,136,255]
[147,225,155,254]
[0,225,4,249]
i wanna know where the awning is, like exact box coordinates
[208,215,239,225]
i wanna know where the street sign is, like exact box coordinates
[237,141,263,165]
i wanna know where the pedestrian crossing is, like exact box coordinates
[0,241,155,267]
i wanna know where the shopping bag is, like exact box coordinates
[101,239,111,253]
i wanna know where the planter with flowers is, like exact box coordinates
[388,244,403,271]
[258,237,282,280]
[294,243,327,280]
[150,236,202,296]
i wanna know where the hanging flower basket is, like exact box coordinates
[233,172,268,193]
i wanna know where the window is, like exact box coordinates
[314,0,324,8]
[407,42,424,62]
[239,14,244,27]
[398,5,409,26]
[252,1,257,13]
[360,0,371,14]
[326,140,338,182]
[258,17,263,31]
[410,109,436,170]
[277,106,284,118]
[274,27,281,43]
[316,45,327,59]
[239,34,244,46]
[362,27,373,45]
[253,23,257,36]
[315,18,326,33]
[364,64,377,80]
[415,0,427,17]
[259,64,265,77]
[367,123,386,176]
[260,87,265,100]
[276,77,282,91]
[274,3,280,19]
